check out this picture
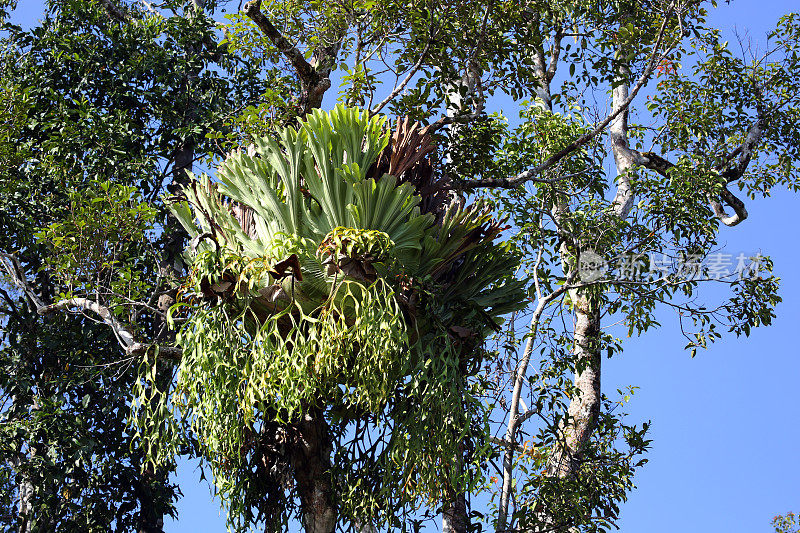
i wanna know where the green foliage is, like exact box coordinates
[0,310,178,533]
[4,0,799,531]
[319,226,395,263]
[0,80,30,169]
[36,180,158,301]
[648,15,800,198]
[0,0,278,529]
[514,395,651,532]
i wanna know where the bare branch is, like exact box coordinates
[632,114,760,227]
[243,0,342,113]
[546,27,563,83]
[725,117,763,182]
[39,298,137,347]
[426,112,483,133]
[531,20,563,108]
[127,342,183,360]
[710,188,748,227]
[0,287,20,319]
[370,37,432,116]
[697,113,762,226]
[488,436,525,454]
[0,253,46,310]
[496,284,570,531]
[137,0,161,17]
[610,57,635,217]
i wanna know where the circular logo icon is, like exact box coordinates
[578,250,607,282]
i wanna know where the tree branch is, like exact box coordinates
[96,0,128,22]
[243,0,341,114]
[370,36,432,116]
[0,253,182,360]
[610,57,635,218]
[633,116,758,228]
[0,253,45,310]
[427,112,483,134]
[458,9,677,190]
[39,297,137,346]
[710,187,748,227]
[38,299,183,359]
[495,284,570,531]
[243,0,317,84]
[546,27,563,83]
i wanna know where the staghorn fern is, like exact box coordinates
[139,105,525,530]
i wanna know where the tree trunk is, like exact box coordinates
[442,434,469,533]
[355,521,378,533]
[547,291,601,478]
[16,461,32,533]
[14,397,43,533]
[291,409,337,533]
[442,492,468,533]
[530,292,601,533]
[439,60,481,532]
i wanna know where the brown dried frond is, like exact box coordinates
[229,201,258,239]
[386,116,437,178]
[369,116,458,216]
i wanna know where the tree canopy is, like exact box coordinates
[0,0,798,532]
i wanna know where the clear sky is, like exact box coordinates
[9,1,800,532]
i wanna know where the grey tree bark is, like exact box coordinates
[546,292,601,479]
[442,492,469,533]
[14,452,33,533]
[538,50,636,533]
[495,15,649,531]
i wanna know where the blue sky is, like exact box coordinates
[9,0,800,531]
